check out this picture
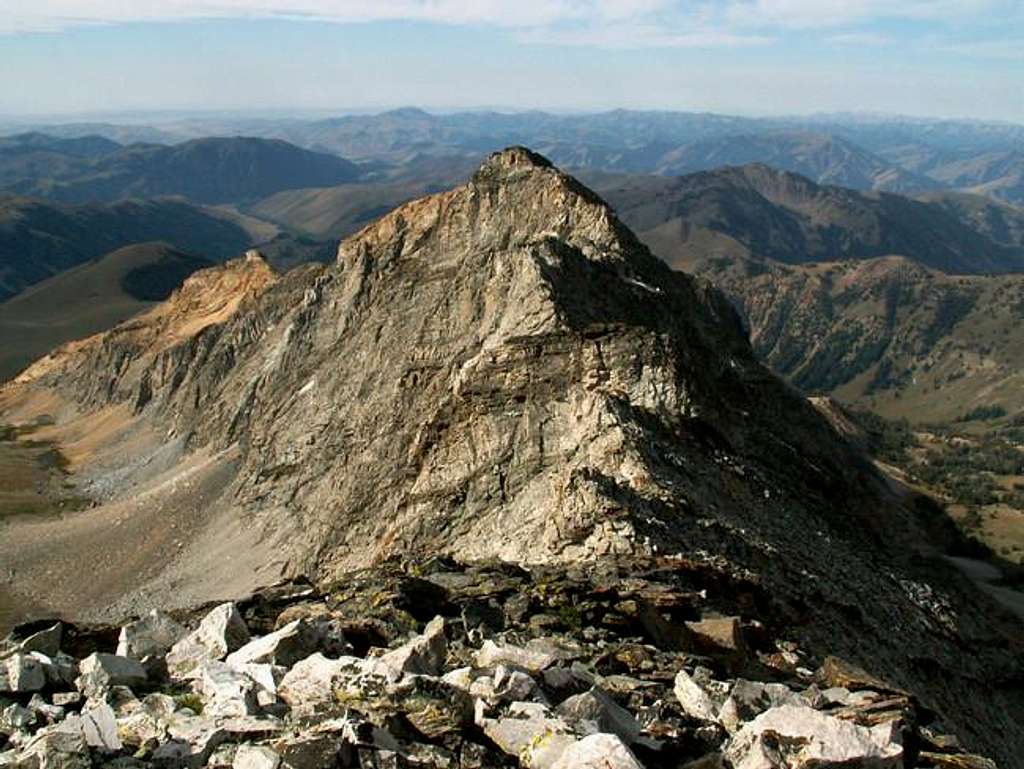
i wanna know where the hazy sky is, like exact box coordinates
[2,0,1023,121]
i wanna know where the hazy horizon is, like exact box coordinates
[3,1,1024,123]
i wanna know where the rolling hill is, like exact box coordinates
[646,132,940,193]
[247,179,447,240]
[0,195,252,299]
[0,242,212,380]
[1,136,362,205]
[589,164,1024,274]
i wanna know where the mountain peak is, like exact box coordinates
[474,146,554,178]
[340,145,643,274]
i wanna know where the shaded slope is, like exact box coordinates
[4,137,362,205]
[591,164,1024,273]
[699,255,1024,423]
[0,242,212,381]
[0,195,251,300]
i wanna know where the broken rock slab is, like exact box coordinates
[556,686,642,745]
[78,701,122,751]
[474,639,556,673]
[375,616,447,681]
[232,744,281,769]
[674,669,720,725]
[549,733,645,769]
[17,624,62,658]
[225,619,321,670]
[117,610,187,661]
[725,703,903,769]
[166,603,250,679]
[0,653,46,694]
[200,661,259,718]
[74,653,146,699]
[718,680,803,734]
[12,726,91,769]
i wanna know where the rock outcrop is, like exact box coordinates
[0,148,1022,763]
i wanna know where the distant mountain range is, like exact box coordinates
[0,195,252,300]
[3,109,1023,203]
[0,135,361,204]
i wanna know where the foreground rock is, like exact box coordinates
[0,562,1004,769]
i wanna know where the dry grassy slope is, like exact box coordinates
[0,194,254,300]
[246,179,449,240]
[0,253,285,625]
[0,242,213,381]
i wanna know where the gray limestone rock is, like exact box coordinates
[232,744,280,769]
[166,603,250,680]
[724,704,903,769]
[549,733,644,769]
[199,661,259,718]
[376,616,447,681]
[74,653,146,699]
[0,654,45,694]
[117,609,187,660]
[556,687,642,745]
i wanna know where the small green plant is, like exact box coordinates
[175,693,204,715]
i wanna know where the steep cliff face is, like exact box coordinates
[2,149,1022,762]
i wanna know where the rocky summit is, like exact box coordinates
[1,148,1022,767]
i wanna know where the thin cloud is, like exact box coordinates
[717,0,1004,29]
[522,24,774,49]
[1,0,671,34]
[934,39,1024,60]
[826,32,894,47]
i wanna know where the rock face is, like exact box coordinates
[1,148,1023,763]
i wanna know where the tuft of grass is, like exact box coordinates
[174,693,204,715]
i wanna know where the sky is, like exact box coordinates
[1,0,1023,122]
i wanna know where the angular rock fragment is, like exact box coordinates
[388,676,474,742]
[480,704,575,763]
[0,702,35,733]
[17,624,62,658]
[718,680,802,734]
[79,701,122,751]
[226,619,322,670]
[724,704,902,769]
[277,654,378,707]
[686,617,745,656]
[166,603,250,679]
[117,610,187,660]
[200,661,259,717]
[674,669,720,724]
[549,733,644,769]
[474,639,556,673]
[376,616,447,681]
[556,686,642,744]
[232,744,281,769]
[0,653,46,693]
[12,726,90,769]
[74,653,146,699]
